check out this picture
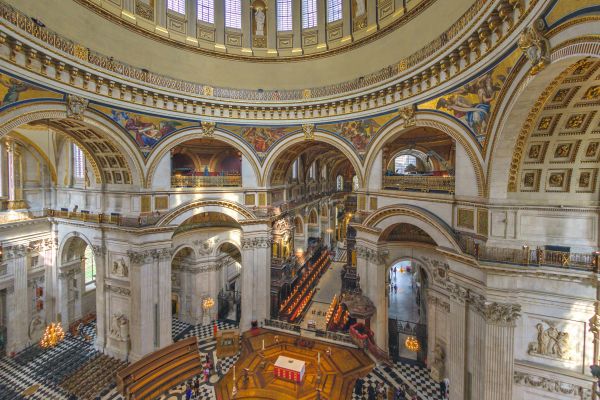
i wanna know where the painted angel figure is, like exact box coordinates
[0,76,28,106]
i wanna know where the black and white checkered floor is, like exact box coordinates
[0,318,440,400]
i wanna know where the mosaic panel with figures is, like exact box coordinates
[516,60,600,196]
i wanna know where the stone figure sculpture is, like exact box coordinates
[112,259,129,277]
[255,8,265,36]
[430,343,446,382]
[110,313,129,340]
[528,321,571,360]
[355,0,366,16]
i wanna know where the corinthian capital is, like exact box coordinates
[481,302,521,325]
[127,250,152,264]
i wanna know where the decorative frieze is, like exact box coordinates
[514,372,592,399]
[241,237,271,249]
[104,283,131,296]
[355,245,388,264]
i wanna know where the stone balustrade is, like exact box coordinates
[382,175,455,193]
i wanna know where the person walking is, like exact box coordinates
[185,384,192,400]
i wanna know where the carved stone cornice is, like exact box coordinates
[514,372,592,399]
[446,282,469,305]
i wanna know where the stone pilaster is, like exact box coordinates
[355,244,388,349]
[157,249,172,348]
[240,229,271,330]
[128,250,154,361]
[155,0,167,28]
[92,244,107,351]
[478,301,521,400]
[317,0,327,46]
[214,0,225,47]
[292,0,302,51]
[6,245,29,353]
[342,0,352,38]
[186,0,198,41]
[426,293,438,367]
[448,282,468,400]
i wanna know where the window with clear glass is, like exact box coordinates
[394,155,418,174]
[327,0,342,22]
[336,175,343,191]
[277,0,293,31]
[73,143,85,179]
[84,246,96,290]
[167,0,186,14]
[225,0,242,28]
[352,175,359,191]
[302,0,318,29]
[198,0,214,23]
[292,159,299,180]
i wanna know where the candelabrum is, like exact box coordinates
[202,296,215,325]
[405,335,420,352]
[40,322,65,348]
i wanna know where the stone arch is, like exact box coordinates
[294,215,304,234]
[59,232,94,264]
[157,199,257,227]
[8,132,58,185]
[363,112,485,197]
[170,245,197,262]
[214,240,243,260]
[260,131,364,188]
[144,128,262,189]
[0,102,144,187]
[363,205,462,253]
[486,25,600,199]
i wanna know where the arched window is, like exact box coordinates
[302,0,318,29]
[352,175,359,191]
[292,158,299,180]
[73,143,85,179]
[225,0,242,28]
[198,0,214,23]
[309,161,316,180]
[83,246,96,291]
[167,0,185,14]
[327,0,342,22]
[277,0,293,31]
[394,154,418,174]
[336,175,343,191]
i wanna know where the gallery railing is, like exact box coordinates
[383,175,455,194]
[263,319,354,346]
[171,175,242,188]
[459,236,597,271]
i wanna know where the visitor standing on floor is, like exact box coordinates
[368,385,376,400]
[185,384,192,400]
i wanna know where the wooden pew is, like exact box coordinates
[116,337,202,400]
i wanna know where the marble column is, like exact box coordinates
[128,250,154,361]
[92,244,107,351]
[6,245,29,353]
[481,302,521,400]
[448,283,468,400]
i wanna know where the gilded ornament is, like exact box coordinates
[583,85,600,100]
[566,114,585,129]
[66,94,89,120]
[302,124,315,140]
[73,44,89,61]
[201,121,216,137]
[518,19,550,76]
[537,116,552,130]
[398,105,416,128]
[554,143,571,158]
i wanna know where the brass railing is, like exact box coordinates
[460,236,597,270]
[171,175,242,188]
[383,175,455,194]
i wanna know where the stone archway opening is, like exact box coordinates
[170,212,243,336]
[59,235,97,338]
[170,138,242,189]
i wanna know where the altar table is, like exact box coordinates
[273,356,306,383]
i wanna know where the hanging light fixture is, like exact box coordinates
[40,322,65,348]
[405,335,420,352]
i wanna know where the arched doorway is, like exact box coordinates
[387,258,428,363]
[170,212,243,333]
[59,235,97,337]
